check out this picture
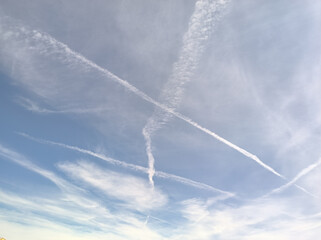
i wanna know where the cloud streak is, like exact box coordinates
[171,196,321,240]
[1,16,284,182]
[16,97,110,114]
[143,0,230,186]
[58,161,167,211]
[0,143,121,215]
[265,158,321,197]
[0,188,167,239]
[0,143,122,223]
[0,143,79,193]
[18,132,233,196]
[0,144,171,234]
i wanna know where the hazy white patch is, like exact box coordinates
[172,197,321,240]
[0,148,169,238]
[0,188,112,228]
[58,161,168,211]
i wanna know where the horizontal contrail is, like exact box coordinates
[18,132,234,196]
[2,17,283,180]
[265,158,321,197]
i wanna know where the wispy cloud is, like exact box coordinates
[11,195,166,238]
[143,0,230,186]
[0,199,163,240]
[0,188,111,229]
[1,2,321,239]
[0,143,78,193]
[18,132,233,196]
[58,160,167,211]
[0,145,170,238]
[0,15,285,183]
[0,143,120,221]
[171,197,321,240]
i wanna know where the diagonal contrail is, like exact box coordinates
[0,143,81,193]
[264,158,321,198]
[1,16,283,181]
[143,0,230,186]
[18,132,234,196]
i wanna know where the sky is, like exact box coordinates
[1,0,321,239]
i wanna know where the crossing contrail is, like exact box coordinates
[143,0,230,186]
[1,16,283,181]
[18,132,234,196]
[265,158,321,197]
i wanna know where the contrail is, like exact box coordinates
[0,143,80,193]
[0,143,148,227]
[18,132,234,196]
[142,130,156,186]
[1,16,283,180]
[17,97,110,114]
[265,158,321,197]
[143,0,230,186]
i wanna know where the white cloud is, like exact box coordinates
[171,197,321,240]
[1,2,321,239]
[0,188,111,228]
[58,161,168,211]
[0,215,124,240]
[0,146,169,239]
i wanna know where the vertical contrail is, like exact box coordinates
[143,0,230,186]
[1,15,284,181]
[142,129,156,186]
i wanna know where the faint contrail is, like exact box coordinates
[143,0,230,186]
[18,132,234,196]
[265,158,321,197]
[1,16,283,180]
[17,97,110,114]
[0,143,141,226]
[0,143,80,193]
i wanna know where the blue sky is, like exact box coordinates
[1,0,321,239]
